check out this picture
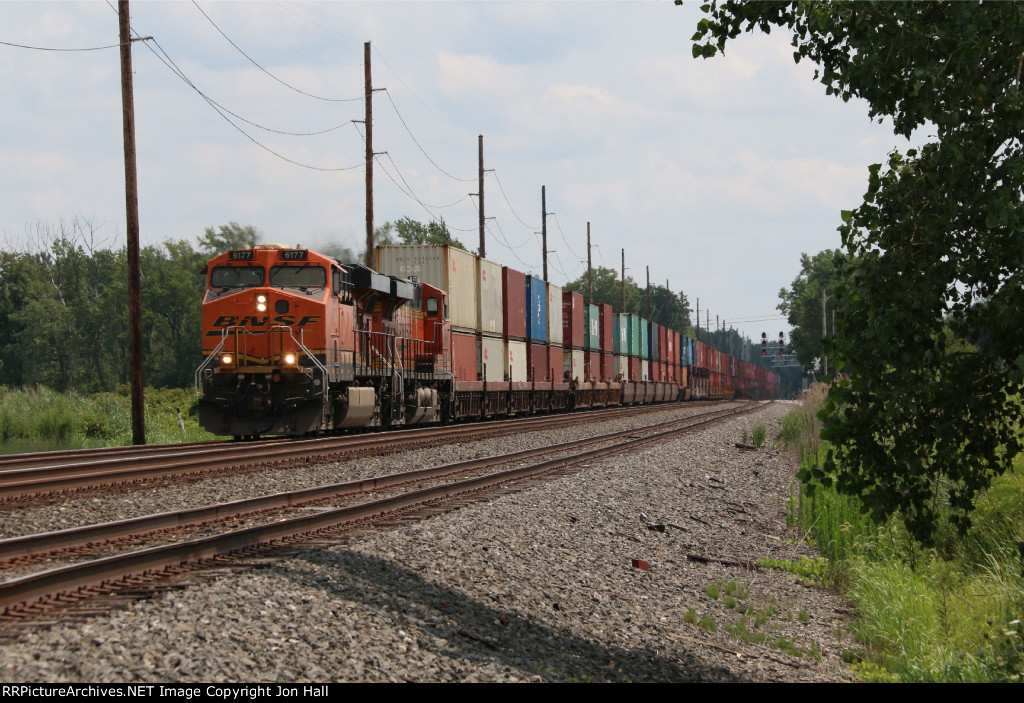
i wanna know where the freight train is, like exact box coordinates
[196,243,778,437]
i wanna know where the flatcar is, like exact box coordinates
[195,243,777,437]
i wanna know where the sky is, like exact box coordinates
[0,1,916,347]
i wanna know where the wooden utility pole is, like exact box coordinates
[364,41,374,267]
[696,298,700,341]
[119,0,144,445]
[541,186,548,282]
[680,291,686,336]
[586,223,592,305]
[620,249,626,312]
[646,266,651,321]
[478,135,485,258]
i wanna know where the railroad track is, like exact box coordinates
[0,401,769,625]
[0,402,726,504]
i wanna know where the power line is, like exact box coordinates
[0,39,133,52]
[382,89,474,183]
[490,171,539,230]
[549,213,582,261]
[143,36,364,171]
[192,1,363,102]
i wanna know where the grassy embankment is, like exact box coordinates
[775,384,1024,682]
[0,385,217,454]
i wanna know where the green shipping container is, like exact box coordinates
[628,314,642,357]
[639,318,649,360]
[583,304,601,350]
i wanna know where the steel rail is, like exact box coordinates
[0,404,747,563]
[0,402,720,501]
[0,401,766,613]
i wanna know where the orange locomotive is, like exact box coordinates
[196,245,451,437]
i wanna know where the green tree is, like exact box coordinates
[776,249,850,374]
[691,1,1024,541]
[562,266,692,333]
[391,217,468,251]
[198,222,260,256]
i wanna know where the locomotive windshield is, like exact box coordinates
[210,265,264,288]
[270,265,326,290]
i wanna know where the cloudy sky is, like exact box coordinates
[0,1,915,345]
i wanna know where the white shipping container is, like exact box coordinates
[641,359,650,381]
[375,244,477,332]
[615,354,629,381]
[477,257,503,337]
[562,349,585,382]
[506,340,527,382]
[480,335,505,382]
[546,283,563,346]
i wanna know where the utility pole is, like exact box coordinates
[621,248,626,312]
[364,41,374,268]
[541,186,548,282]
[696,298,700,341]
[646,266,651,322]
[478,134,485,258]
[586,223,592,305]
[822,288,829,378]
[119,0,144,445]
[679,291,685,336]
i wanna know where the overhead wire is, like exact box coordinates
[382,89,475,183]
[192,1,364,102]
[0,39,131,51]
[549,213,582,261]
[142,35,364,171]
[490,171,539,230]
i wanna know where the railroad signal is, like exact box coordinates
[778,331,785,354]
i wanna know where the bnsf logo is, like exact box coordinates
[206,315,322,335]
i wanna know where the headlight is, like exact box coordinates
[256,294,267,312]
[221,354,233,365]
[283,353,296,365]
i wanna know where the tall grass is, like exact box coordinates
[0,385,215,453]
[779,384,1024,682]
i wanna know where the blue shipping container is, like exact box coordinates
[525,276,548,343]
[648,321,659,361]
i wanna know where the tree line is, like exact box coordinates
[0,217,466,394]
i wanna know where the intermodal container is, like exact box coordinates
[640,359,649,382]
[586,350,601,381]
[598,303,614,352]
[525,276,547,343]
[629,356,640,381]
[547,344,563,383]
[477,257,503,338]
[659,326,668,364]
[583,304,601,350]
[562,348,585,382]
[506,340,527,382]
[647,321,658,361]
[527,342,547,381]
[480,334,505,382]
[452,331,478,382]
[547,283,563,346]
[375,244,476,332]
[602,353,614,383]
[562,292,585,349]
[629,314,642,357]
[615,354,629,381]
[502,267,527,341]
[614,313,629,355]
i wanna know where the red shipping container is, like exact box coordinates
[601,352,614,382]
[502,267,527,341]
[452,331,479,382]
[658,326,668,363]
[629,356,640,381]
[527,342,547,382]
[598,303,614,352]
[562,292,585,349]
[548,344,564,382]
[586,350,601,381]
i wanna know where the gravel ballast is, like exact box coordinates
[0,401,856,682]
